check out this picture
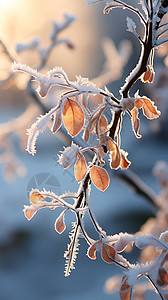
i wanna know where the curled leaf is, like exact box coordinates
[55,209,67,234]
[51,108,62,133]
[74,152,87,182]
[120,150,131,170]
[87,240,101,260]
[142,65,151,82]
[131,107,141,138]
[63,98,84,136]
[90,165,110,191]
[119,275,132,300]
[99,114,108,133]
[108,138,121,169]
[101,244,115,263]
[142,97,160,119]
[24,209,37,220]
[30,190,45,204]
[157,267,168,287]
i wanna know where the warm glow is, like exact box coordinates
[0,0,16,9]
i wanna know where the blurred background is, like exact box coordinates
[0,0,168,299]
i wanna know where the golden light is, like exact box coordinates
[0,0,16,9]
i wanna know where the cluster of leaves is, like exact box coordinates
[11,0,168,299]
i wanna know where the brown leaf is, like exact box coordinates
[119,275,132,300]
[131,107,141,138]
[135,98,143,109]
[55,210,66,234]
[157,267,168,286]
[108,138,121,169]
[101,244,115,263]
[87,241,101,260]
[99,114,108,133]
[148,69,154,83]
[142,65,151,82]
[74,152,87,182]
[30,191,45,204]
[142,97,160,119]
[120,150,131,169]
[83,124,90,142]
[51,108,62,133]
[90,165,110,191]
[24,209,37,220]
[63,98,84,136]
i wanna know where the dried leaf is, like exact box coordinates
[51,108,62,133]
[148,70,154,83]
[63,98,84,136]
[135,98,143,109]
[74,152,87,182]
[157,267,168,286]
[120,150,131,169]
[142,97,160,119]
[119,275,132,300]
[142,65,151,82]
[30,191,45,204]
[108,139,121,169]
[55,210,66,234]
[131,107,141,138]
[83,124,90,142]
[101,244,115,263]
[90,165,110,191]
[87,241,101,260]
[99,114,108,133]
[24,209,37,220]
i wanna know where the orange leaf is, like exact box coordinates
[63,98,84,136]
[108,138,121,169]
[90,165,110,191]
[142,65,151,82]
[135,98,143,109]
[99,114,108,133]
[157,267,168,286]
[51,108,62,133]
[55,210,66,234]
[120,150,131,169]
[74,152,87,182]
[131,107,141,138]
[142,97,160,119]
[24,208,37,220]
[83,124,90,142]
[119,275,132,300]
[87,241,101,260]
[101,244,115,263]
[148,69,154,83]
[30,191,45,204]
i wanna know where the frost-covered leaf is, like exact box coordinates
[99,114,108,133]
[142,97,160,119]
[101,244,115,263]
[131,107,141,138]
[108,138,121,169]
[119,275,132,300]
[23,206,38,220]
[58,142,79,169]
[87,240,101,260]
[30,189,45,204]
[26,106,57,155]
[51,108,62,133]
[62,98,84,136]
[120,150,131,169]
[90,165,110,191]
[55,209,67,234]
[74,152,87,182]
[126,17,137,35]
